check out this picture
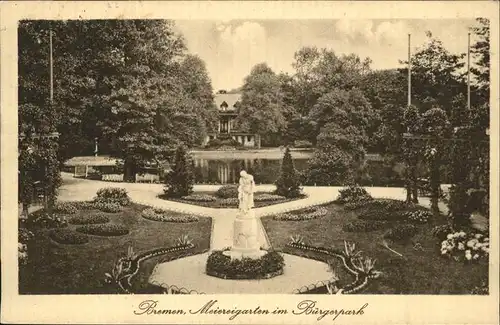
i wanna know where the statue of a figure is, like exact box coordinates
[238,170,255,212]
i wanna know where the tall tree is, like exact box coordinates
[470,18,490,107]
[236,63,287,146]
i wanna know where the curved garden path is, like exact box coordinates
[57,172,462,250]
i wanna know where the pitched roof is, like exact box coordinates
[214,93,242,111]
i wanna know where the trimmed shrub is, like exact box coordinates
[206,250,285,279]
[54,202,78,214]
[164,146,194,198]
[76,224,129,236]
[343,220,388,232]
[93,201,122,213]
[50,229,89,244]
[141,208,199,223]
[95,187,130,206]
[384,224,418,242]
[336,185,372,204]
[215,184,239,199]
[181,194,216,202]
[69,214,110,225]
[275,147,302,198]
[254,194,286,202]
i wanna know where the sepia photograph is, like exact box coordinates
[1,1,499,324]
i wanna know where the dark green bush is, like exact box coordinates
[76,224,129,236]
[19,228,34,243]
[69,214,110,225]
[342,220,388,232]
[206,250,285,279]
[50,229,89,244]
[384,224,418,242]
[215,184,239,198]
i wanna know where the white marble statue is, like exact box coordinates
[223,170,265,260]
[238,170,255,212]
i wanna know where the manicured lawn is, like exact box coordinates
[19,203,212,294]
[261,202,489,294]
[160,191,307,209]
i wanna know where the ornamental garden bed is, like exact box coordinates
[261,201,489,294]
[160,190,307,208]
[19,202,211,294]
[206,249,285,280]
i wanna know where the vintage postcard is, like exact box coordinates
[1,1,499,324]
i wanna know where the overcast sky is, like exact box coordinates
[174,19,477,91]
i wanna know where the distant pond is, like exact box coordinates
[193,157,309,185]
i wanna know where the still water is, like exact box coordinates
[193,158,309,184]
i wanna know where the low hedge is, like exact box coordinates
[206,250,285,280]
[273,206,328,221]
[69,214,110,225]
[76,224,129,236]
[50,229,89,244]
[181,194,216,202]
[141,208,199,223]
[384,224,418,242]
[254,194,286,202]
[342,220,388,232]
[218,198,239,207]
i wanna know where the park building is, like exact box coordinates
[203,91,261,148]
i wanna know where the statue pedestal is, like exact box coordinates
[223,209,266,260]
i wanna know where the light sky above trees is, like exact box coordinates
[174,19,477,91]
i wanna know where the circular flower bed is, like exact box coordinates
[342,220,388,232]
[141,208,199,223]
[206,250,285,280]
[273,206,328,221]
[50,229,89,244]
[218,198,239,207]
[76,224,129,236]
[181,194,216,202]
[69,214,110,225]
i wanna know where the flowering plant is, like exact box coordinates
[18,242,28,265]
[440,231,489,262]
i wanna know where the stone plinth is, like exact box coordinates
[223,209,266,259]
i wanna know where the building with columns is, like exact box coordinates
[204,92,261,148]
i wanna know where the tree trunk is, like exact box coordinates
[411,164,419,203]
[405,161,412,203]
[123,157,136,182]
[430,159,440,216]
